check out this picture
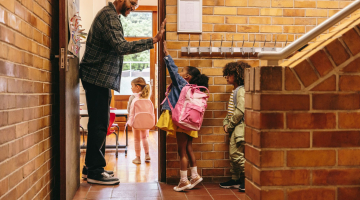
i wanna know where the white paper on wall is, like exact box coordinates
[177,0,202,33]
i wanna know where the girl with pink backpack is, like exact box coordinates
[157,41,209,192]
[127,77,155,164]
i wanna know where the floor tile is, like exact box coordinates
[86,191,112,199]
[212,195,240,200]
[185,187,210,196]
[202,183,221,189]
[111,191,136,198]
[186,195,213,200]
[136,190,161,197]
[207,188,234,196]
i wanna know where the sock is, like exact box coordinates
[190,167,198,179]
[180,170,188,183]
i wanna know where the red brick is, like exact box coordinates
[341,28,360,56]
[202,169,224,176]
[261,189,284,200]
[0,126,16,145]
[341,57,360,72]
[338,187,360,200]
[292,60,319,87]
[339,112,360,129]
[261,151,284,168]
[192,144,213,151]
[245,127,252,144]
[245,110,284,129]
[202,135,225,143]
[214,160,230,168]
[339,149,360,166]
[325,39,350,66]
[308,50,334,77]
[253,94,310,111]
[285,67,301,90]
[312,93,360,110]
[245,179,260,200]
[245,93,252,109]
[287,150,336,167]
[339,75,360,91]
[202,152,224,160]
[260,170,310,186]
[313,131,360,147]
[287,188,335,200]
[245,145,260,167]
[287,113,336,129]
[245,161,252,180]
[255,67,282,91]
[257,131,310,148]
[311,75,336,91]
[313,169,360,185]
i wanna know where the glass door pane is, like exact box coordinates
[115,50,151,95]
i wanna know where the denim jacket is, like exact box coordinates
[161,55,188,111]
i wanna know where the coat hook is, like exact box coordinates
[242,35,245,55]
[187,34,191,55]
[285,35,288,47]
[231,35,234,55]
[209,35,212,55]
[274,35,277,48]
[220,35,223,55]
[252,36,256,55]
[263,35,267,48]
[198,35,201,55]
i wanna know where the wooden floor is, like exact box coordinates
[73,131,246,200]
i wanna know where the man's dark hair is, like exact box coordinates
[223,61,251,86]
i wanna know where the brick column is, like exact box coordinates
[244,19,360,200]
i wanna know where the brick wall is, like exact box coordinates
[165,0,357,183]
[245,13,360,200]
[0,0,57,199]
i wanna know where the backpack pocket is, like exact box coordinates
[133,113,155,129]
[180,104,204,129]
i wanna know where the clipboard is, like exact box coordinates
[177,0,202,33]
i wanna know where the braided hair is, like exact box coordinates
[223,61,251,86]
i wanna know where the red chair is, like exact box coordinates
[108,112,120,158]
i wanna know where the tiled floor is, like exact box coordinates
[74,131,245,200]
[73,182,245,200]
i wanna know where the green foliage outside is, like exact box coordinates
[120,12,152,72]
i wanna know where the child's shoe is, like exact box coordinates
[132,157,141,164]
[145,154,151,162]
[219,179,241,188]
[239,177,245,192]
[173,180,191,192]
[188,175,203,189]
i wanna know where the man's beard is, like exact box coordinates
[120,2,130,17]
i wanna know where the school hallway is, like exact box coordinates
[72,131,246,200]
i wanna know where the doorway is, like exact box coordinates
[77,1,160,184]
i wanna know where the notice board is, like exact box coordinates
[177,0,202,33]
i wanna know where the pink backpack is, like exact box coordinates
[162,84,209,131]
[128,98,155,130]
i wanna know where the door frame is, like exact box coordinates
[158,0,166,183]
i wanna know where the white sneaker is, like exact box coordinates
[173,180,191,192]
[132,157,141,164]
[145,154,151,162]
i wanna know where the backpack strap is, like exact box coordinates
[160,83,173,105]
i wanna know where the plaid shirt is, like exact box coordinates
[80,2,154,92]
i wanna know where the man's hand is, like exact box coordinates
[163,41,169,56]
[153,19,166,44]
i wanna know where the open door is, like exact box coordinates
[59,0,80,199]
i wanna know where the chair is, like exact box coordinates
[108,112,120,158]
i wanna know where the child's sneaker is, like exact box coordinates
[173,180,191,192]
[132,157,141,164]
[219,179,241,188]
[188,175,203,189]
[239,177,245,192]
[145,154,151,162]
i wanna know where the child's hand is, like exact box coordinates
[163,41,170,56]
[224,125,228,133]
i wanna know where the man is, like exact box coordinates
[80,0,166,185]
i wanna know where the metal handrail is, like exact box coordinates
[258,0,360,65]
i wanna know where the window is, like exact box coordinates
[115,12,153,95]
[120,12,152,37]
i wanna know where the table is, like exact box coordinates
[79,109,129,156]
